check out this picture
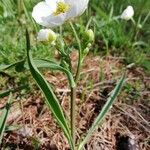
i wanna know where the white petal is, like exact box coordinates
[65,0,89,19]
[32,0,89,27]
[32,2,51,26]
[42,13,67,27]
[121,6,134,20]
[37,29,57,43]
[45,0,57,8]
[37,29,50,41]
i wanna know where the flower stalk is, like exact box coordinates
[69,22,82,83]
[70,86,76,149]
[69,22,83,148]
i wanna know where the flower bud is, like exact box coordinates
[83,47,89,55]
[121,6,134,20]
[84,29,94,43]
[137,24,142,29]
[55,35,65,50]
[37,29,57,44]
[87,43,92,48]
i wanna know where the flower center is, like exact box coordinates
[54,2,70,16]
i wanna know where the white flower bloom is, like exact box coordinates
[32,0,89,27]
[37,29,57,43]
[121,6,134,20]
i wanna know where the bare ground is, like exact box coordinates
[0,53,150,150]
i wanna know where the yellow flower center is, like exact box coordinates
[54,2,70,16]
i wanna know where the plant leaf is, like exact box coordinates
[0,59,75,88]
[0,60,25,71]
[0,93,12,144]
[32,59,76,88]
[26,30,73,149]
[0,85,28,98]
[22,1,38,32]
[78,74,126,150]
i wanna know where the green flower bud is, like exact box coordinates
[137,24,142,29]
[87,43,92,48]
[55,35,65,50]
[83,47,89,55]
[84,29,94,43]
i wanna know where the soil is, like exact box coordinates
[0,53,150,150]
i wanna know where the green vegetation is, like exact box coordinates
[0,0,149,68]
[0,0,149,149]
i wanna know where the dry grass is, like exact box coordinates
[0,53,150,150]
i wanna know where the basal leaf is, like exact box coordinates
[0,60,25,71]
[0,93,12,144]
[26,30,73,149]
[0,85,28,98]
[78,74,126,150]
[32,59,75,88]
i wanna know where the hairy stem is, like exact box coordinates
[69,22,82,149]
[70,86,76,149]
[69,22,82,83]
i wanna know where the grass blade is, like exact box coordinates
[26,30,73,149]
[0,93,12,144]
[78,74,126,150]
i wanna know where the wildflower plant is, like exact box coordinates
[25,0,126,149]
[120,6,134,21]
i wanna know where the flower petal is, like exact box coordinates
[45,0,58,7]
[37,29,57,44]
[43,13,67,27]
[121,6,134,20]
[32,2,55,27]
[65,0,89,19]
[32,0,89,27]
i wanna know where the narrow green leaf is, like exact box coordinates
[22,1,38,32]
[92,4,108,20]
[0,59,75,88]
[26,30,73,149]
[78,75,126,150]
[32,59,76,88]
[0,93,12,144]
[0,60,25,71]
[0,85,28,98]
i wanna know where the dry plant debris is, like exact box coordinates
[0,53,150,150]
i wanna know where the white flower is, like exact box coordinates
[32,0,89,27]
[37,29,57,44]
[121,6,134,20]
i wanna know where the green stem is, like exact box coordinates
[70,87,76,149]
[131,18,138,41]
[75,57,82,83]
[67,54,73,74]
[69,22,82,83]
[69,22,82,149]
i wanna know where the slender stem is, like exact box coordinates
[67,54,73,74]
[75,57,82,83]
[70,86,76,149]
[131,18,138,41]
[69,22,82,149]
[69,22,82,83]
[85,16,93,30]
